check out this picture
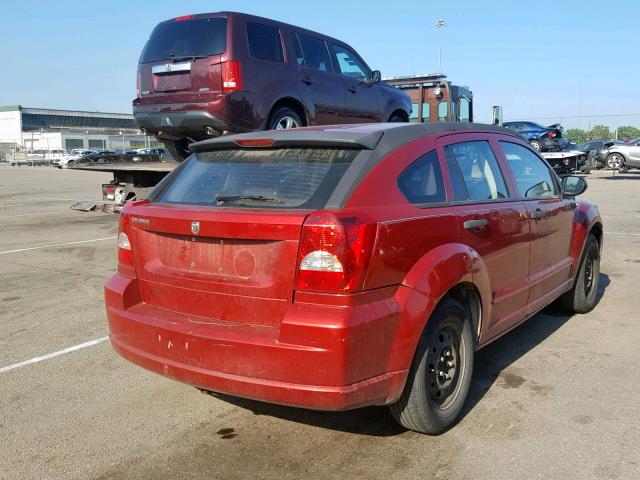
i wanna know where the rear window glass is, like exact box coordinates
[247,22,284,62]
[297,35,332,72]
[140,18,227,63]
[156,148,358,209]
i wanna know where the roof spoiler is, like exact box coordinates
[189,129,384,152]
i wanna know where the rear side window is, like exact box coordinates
[156,148,358,209]
[447,141,509,201]
[246,22,284,62]
[397,150,446,205]
[140,18,227,63]
[297,35,332,72]
[499,142,559,199]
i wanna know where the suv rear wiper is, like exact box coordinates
[168,54,208,62]
[214,193,285,205]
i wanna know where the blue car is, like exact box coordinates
[502,121,569,152]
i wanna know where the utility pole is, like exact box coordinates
[578,81,582,131]
[436,19,447,73]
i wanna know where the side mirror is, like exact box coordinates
[370,70,381,84]
[562,175,588,198]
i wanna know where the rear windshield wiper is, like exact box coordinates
[168,54,208,62]
[214,193,285,205]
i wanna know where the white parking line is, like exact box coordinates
[0,236,116,255]
[607,232,640,236]
[0,337,109,374]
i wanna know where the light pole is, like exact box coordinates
[436,19,447,73]
[119,130,124,151]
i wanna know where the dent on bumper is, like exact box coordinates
[105,273,411,410]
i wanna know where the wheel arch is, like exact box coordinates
[387,109,409,122]
[266,97,308,128]
[386,243,491,381]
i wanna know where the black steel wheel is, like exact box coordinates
[560,233,601,313]
[389,298,474,434]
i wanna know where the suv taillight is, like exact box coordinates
[221,60,243,93]
[136,70,141,97]
[296,211,377,293]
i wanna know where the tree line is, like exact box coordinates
[564,125,640,144]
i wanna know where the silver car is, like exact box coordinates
[599,137,640,171]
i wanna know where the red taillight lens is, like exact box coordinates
[136,70,141,97]
[117,209,133,273]
[296,211,377,293]
[175,15,193,22]
[221,60,243,93]
[546,131,556,138]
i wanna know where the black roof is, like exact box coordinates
[190,122,519,154]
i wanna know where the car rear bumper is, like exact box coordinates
[133,92,265,137]
[105,273,411,410]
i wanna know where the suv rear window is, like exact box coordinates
[140,17,227,64]
[246,22,284,62]
[156,148,358,209]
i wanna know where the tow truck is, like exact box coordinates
[71,73,476,212]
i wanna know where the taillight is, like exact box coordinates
[221,60,243,93]
[136,70,141,97]
[296,211,377,293]
[546,131,557,138]
[117,208,133,273]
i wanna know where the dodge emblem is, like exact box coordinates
[191,221,200,235]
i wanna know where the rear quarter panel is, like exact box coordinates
[569,200,603,274]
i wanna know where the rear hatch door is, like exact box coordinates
[128,147,359,327]
[138,15,226,98]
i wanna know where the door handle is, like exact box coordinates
[530,209,545,220]
[347,86,357,94]
[463,219,488,230]
[300,76,314,85]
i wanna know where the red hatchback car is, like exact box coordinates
[106,123,603,434]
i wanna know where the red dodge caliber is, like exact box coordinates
[106,123,603,434]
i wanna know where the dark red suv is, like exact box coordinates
[133,12,411,160]
[106,123,602,434]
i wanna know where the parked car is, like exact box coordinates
[106,122,602,435]
[133,12,411,160]
[503,121,569,152]
[598,137,640,171]
[58,150,98,167]
[575,139,624,169]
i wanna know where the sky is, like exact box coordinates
[0,0,637,128]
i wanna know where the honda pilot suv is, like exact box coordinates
[106,123,602,434]
[133,12,411,160]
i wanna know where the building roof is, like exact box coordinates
[0,105,138,132]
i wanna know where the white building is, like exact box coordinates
[0,105,158,152]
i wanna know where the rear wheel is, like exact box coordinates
[388,113,407,123]
[560,234,600,313]
[162,139,192,162]
[389,298,474,434]
[267,107,303,130]
[529,140,542,151]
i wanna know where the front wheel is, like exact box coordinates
[389,298,474,435]
[606,153,624,170]
[560,234,600,313]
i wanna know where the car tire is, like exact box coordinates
[388,113,407,123]
[162,139,192,162]
[560,234,600,314]
[389,298,474,435]
[529,140,542,151]
[267,107,303,130]
[606,153,625,170]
